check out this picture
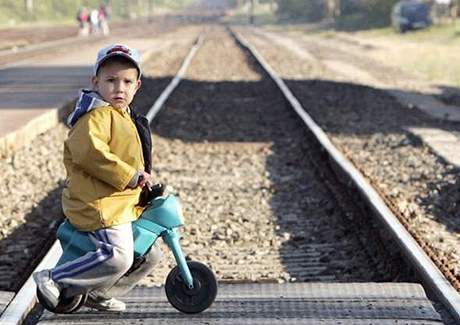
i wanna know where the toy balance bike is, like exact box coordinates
[36,184,218,314]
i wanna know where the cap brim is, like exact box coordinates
[95,53,141,77]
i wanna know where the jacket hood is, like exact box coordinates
[67,89,109,127]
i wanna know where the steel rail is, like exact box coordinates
[0,32,206,325]
[146,33,205,123]
[0,242,62,325]
[230,27,460,323]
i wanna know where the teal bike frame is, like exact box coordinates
[56,194,194,289]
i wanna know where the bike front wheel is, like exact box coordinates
[165,261,217,314]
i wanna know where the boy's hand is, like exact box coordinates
[137,170,153,188]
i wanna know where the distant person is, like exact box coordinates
[102,2,112,21]
[90,8,100,34]
[76,5,89,37]
[98,4,110,36]
[33,44,162,312]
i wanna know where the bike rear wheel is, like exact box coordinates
[37,289,87,314]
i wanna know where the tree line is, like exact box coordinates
[273,0,398,23]
[246,0,398,28]
[230,0,460,29]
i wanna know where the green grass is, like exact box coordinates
[259,18,460,88]
[356,22,460,45]
[224,2,279,26]
[348,22,460,87]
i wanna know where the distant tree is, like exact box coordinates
[223,0,240,8]
[325,0,341,19]
[261,0,275,12]
[275,0,326,21]
[336,0,399,29]
[24,0,33,15]
[450,0,460,20]
[340,0,360,16]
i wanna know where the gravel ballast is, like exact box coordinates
[238,27,460,287]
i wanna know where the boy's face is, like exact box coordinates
[92,61,141,110]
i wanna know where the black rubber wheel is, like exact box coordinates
[165,261,217,314]
[37,289,87,314]
[58,293,87,313]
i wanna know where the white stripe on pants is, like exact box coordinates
[51,223,134,296]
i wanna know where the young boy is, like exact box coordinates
[33,44,162,312]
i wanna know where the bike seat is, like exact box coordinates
[56,220,96,266]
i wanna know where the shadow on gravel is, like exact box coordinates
[284,79,460,237]
[0,185,65,292]
[142,73,422,283]
[434,85,460,108]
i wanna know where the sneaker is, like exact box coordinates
[33,270,61,309]
[85,294,126,312]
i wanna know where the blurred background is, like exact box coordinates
[225,0,457,32]
[0,0,455,32]
[0,0,195,25]
[1,0,459,88]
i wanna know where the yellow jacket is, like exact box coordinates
[62,105,144,231]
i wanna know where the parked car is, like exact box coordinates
[391,1,432,33]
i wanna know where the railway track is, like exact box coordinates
[238,27,460,286]
[0,24,458,324]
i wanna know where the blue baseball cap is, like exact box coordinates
[94,44,141,78]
